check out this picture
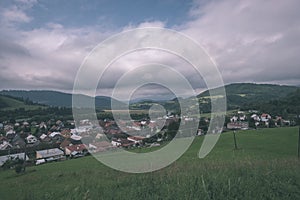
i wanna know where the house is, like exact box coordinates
[230,116,238,122]
[0,153,29,166]
[26,135,38,144]
[127,136,145,145]
[251,114,260,121]
[111,139,122,147]
[88,141,112,152]
[50,125,59,132]
[227,122,249,130]
[4,124,13,132]
[49,131,61,138]
[65,144,87,157]
[6,130,16,139]
[39,122,47,130]
[56,120,64,126]
[36,148,64,161]
[23,121,29,126]
[40,133,48,140]
[31,121,38,126]
[0,136,7,143]
[70,134,82,141]
[11,134,26,148]
[0,141,12,150]
[60,139,72,149]
[49,132,65,143]
[111,138,134,147]
[261,113,271,122]
[239,115,246,121]
[60,129,71,138]
[197,129,204,136]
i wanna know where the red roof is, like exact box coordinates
[65,144,87,152]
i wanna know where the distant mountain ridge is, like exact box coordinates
[0,90,125,110]
[1,83,299,112]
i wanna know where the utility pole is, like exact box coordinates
[23,141,27,172]
[233,129,238,150]
[298,126,300,159]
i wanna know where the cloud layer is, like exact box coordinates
[0,0,299,99]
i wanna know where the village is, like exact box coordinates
[0,110,294,168]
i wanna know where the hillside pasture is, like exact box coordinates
[0,127,299,199]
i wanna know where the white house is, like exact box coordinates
[230,116,238,122]
[239,115,246,121]
[23,121,29,126]
[70,134,82,141]
[197,129,204,136]
[261,113,271,122]
[40,134,48,140]
[251,114,260,121]
[49,132,61,138]
[111,139,122,147]
[26,135,38,144]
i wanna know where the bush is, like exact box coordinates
[15,164,24,174]
[1,159,16,170]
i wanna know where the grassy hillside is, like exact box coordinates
[0,95,45,111]
[0,127,299,199]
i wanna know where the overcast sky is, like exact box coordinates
[0,0,300,99]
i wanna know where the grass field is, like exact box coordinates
[0,127,300,199]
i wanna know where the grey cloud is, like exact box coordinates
[1,0,300,98]
[0,39,31,58]
[182,0,300,86]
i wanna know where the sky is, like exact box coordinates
[0,0,300,100]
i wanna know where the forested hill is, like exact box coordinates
[0,94,44,111]
[197,83,298,111]
[0,90,125,110]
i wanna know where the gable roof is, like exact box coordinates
[65,144,87,152]
[60,139,72,149]
[261,113,271,118]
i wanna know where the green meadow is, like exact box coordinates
[0,127,300,200]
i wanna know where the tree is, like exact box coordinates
[1,157,25,174]
[248,118,256,129]
[268,119,276,128]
